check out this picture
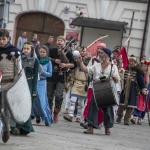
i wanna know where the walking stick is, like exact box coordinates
[145,95,150,126]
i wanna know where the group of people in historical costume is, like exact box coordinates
[77,47,120,135]
[1,28,150,144]
[0,29,39,143]
[116,55,147,125]
[0,29,54,143]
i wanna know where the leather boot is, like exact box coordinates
[83,125,93,134]
[2,131,10,143]
[53,110,59,123]
[53,107,61,123]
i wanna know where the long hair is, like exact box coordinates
[39,45,49,56]
[141,63,150,88]
[22,41,34,57]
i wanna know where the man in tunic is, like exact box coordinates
[77,48,120,135]
[63,46,91,122]
[0,29,21,143]
[116,55,147,125]
[47,35,75,123]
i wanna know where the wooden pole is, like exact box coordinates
[87,35,108,49]
[145,95,150,126]
[123,36,130,48]
[127,12,135,54]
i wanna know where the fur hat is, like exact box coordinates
[128,55,137,62]
[57,35,66,42]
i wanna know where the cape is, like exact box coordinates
[0,45,20,61]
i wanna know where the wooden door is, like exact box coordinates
[15,12,65,48]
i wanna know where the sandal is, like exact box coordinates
[63,116,72,122]
[137,118,142,125]
[76,118,80,123]
[105,127,111,135]
[63,109,68,114]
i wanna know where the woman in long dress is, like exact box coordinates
[32,45,54,126]
[16,41,39,135]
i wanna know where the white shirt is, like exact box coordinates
[87,63,120,82]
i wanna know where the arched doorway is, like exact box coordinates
[15,12,65,48]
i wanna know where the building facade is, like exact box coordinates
[7,0,149,60]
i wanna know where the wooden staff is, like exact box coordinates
[145,95,150,126]
[127,11,135,54]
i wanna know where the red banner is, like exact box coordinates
[117,47,129,69]
[86,39,101,57]
[66,32,79,41]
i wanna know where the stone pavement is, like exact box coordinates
[0,103,150,150]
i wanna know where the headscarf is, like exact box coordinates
[97,43,106,49]
[101,48,112,62]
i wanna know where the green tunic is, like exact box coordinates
[17,58,39,135]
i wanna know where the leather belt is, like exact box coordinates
[40,78,46,80]
[1,79,13,83]
[27,77,33,80]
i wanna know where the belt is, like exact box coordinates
[27,77,33,80]
[40,78,46,80]
[1,79,13,83]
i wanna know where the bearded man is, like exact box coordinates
[80,43,106,129]
[77,48,120,135]
[64,46,91,122]
[47,35,75,123]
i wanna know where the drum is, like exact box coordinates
[93,77,119,109]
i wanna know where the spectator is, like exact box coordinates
[30,33,39,55]
[76,46,81,52]
[141,55,147,61]
[44,36,53,52]
[112,45,121,57]
[17,31,27,51]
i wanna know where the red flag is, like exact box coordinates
[117,47,129,69]
[86,38,101,57]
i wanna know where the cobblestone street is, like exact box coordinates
[0,102,150,150]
